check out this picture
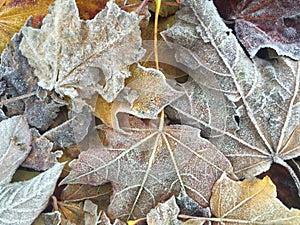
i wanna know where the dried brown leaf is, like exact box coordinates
[213,0,300,60]
[62,115,233,221]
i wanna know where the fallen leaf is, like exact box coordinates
[210,173,300,224]
[20,0,145,111]
[94,64,183,130]
[162,0,300,193]
[32,211,61,225]
[213,0,300,60]
[43,107,92,149]
[21,128,63,171]
[61,183,112,203]
[147,196,206,225]
[0,115,31,185]
[57,201,85,225]
[62,114,233,221]
[0,163,64,225]
[0,0,54,53]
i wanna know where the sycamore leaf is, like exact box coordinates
[20,0,145,110]
[0,163,64,225]
[0,115,31,185]
[61,115,234,221]
[161,0,300,193]
[94,64,183,130]
[0,0,54,53]
[213,0,300,60]
[210,174,300,225]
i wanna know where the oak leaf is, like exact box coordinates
[162,0,300,193]
[94,64,183,130]
[0,0,54,53]
[210,173,300,224]
[213,0,300,60]
[62,115,233,221]
[20,0,145,110]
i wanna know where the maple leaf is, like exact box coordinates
[161,0,300,193]
[19,0,145,110]
[0,0,54,53]
[210,173,300,224]
[0,163,64,225]
[0,115,31,185]
[94,64,184,130]
[61,114,234,221]
[213,0,300,60]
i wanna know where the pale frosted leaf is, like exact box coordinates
[161,0,300,191]
[94,64,184,130]
[0,163,64,225]
[61,115,233,221]
[0,115,31,185]
[20,0,145,110]
[210,174,300,225]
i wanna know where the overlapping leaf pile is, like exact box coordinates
[0,0,300,224]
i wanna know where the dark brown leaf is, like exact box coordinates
[213,0,300,60]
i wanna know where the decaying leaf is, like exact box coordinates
[21,128,63,171]
[0,0,54,53]
[62,114,233,221]
[43,107,92,149]
[213,0,300,60]
[162,0,300,193]
[32,211,61,225]
[0,115,31,185]
[147,196,207,225]
[61,183,112,203]
[94,64,183,130]
[0,163,64,225]
[210,173,300,224]
[20,0,145,110]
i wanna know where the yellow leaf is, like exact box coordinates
[94,64,183,130]
[0,0,54,53]
[211,174,300,225]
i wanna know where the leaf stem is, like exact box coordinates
[154,0,161,70]
[0,91,36,106]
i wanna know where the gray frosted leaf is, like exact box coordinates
[43,107,92,149]
[20,0,145,110]
[162,0,300,194]
[0,115,31,185]
[0,163,64,225]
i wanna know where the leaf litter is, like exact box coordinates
[0,0,299,224]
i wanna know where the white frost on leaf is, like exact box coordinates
[20,0,145,110]
[0,116,31,185]
[0,163,64,225]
